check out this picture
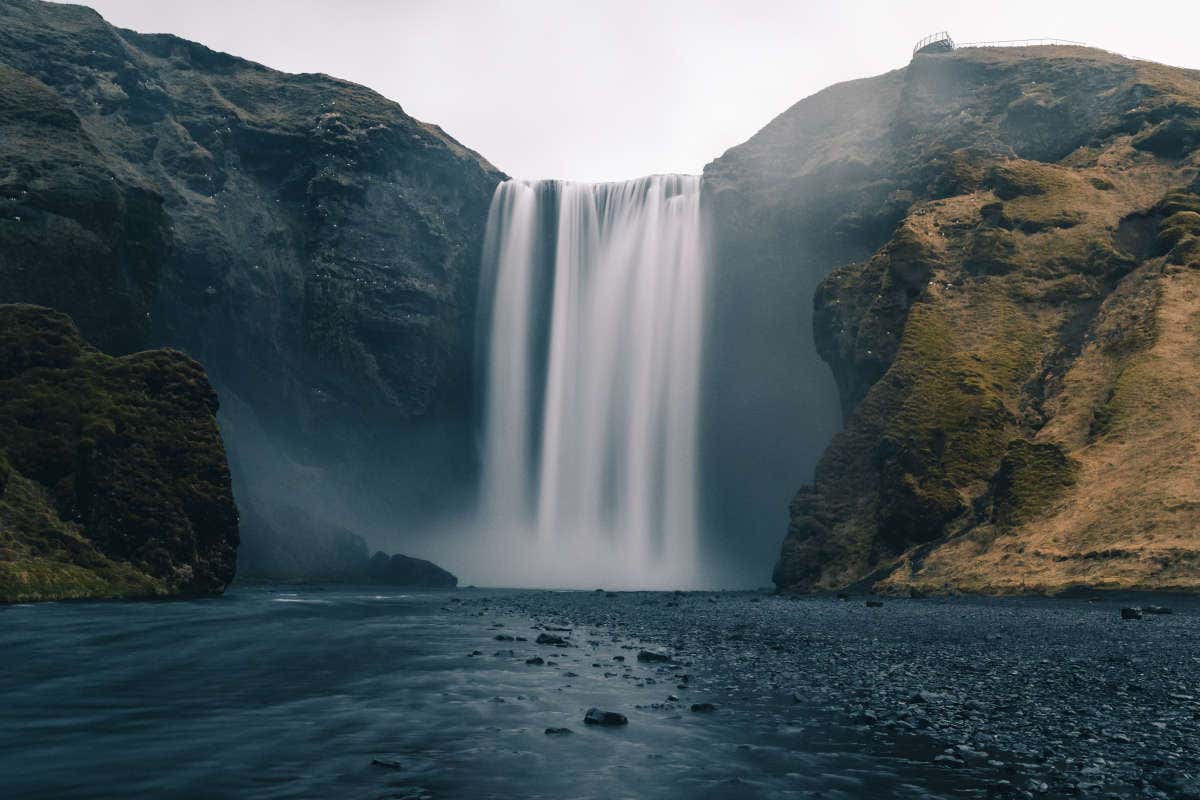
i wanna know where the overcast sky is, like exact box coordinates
[75,0,1200,182]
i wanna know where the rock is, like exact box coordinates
[494,634,514,641]
[525,656,545,665]
[0,306,238,602]
[690,703,718,713]
[536,633,568,645]
[1141,605,1173,615]
[365,551,458,588]
[1121,607,1143,620]
[371,758,404,770]
[583,708,628,726]
[667,694,679,702]
[637,650,672,663]
[544,727,573,735]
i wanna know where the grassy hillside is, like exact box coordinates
[737,46,1200,593]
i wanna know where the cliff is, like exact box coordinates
[716,46,1200,593]
[0,0,504,575]
[0,305,238,601]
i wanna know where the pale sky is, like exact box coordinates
[74,0,1200,182]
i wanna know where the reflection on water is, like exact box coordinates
[1,587,993,799]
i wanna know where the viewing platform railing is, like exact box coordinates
[956,38,1087,49]
[912,31,954,56]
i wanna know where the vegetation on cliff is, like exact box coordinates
[745,46,1200,594]
[0,0,506,577]
[0,305,238,601]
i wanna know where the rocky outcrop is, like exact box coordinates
[237,499,456,586]
[0,305,238,601]
[0,0,505,573]
[365,550,457,588]
[742,46,1200,594]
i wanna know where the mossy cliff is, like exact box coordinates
[0,0,504,573]
[707,46,1200,594]
[0,305,238,601]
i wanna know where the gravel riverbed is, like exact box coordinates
[463,590,1200,799]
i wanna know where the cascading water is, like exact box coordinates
[475,174,708,588]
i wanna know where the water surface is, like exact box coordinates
[1,586,998,799]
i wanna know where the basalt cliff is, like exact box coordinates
[710,46,1200,594]
[0,0,502,589]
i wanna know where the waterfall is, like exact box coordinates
[476,175,708,588]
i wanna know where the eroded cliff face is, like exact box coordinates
[743,47,1200,593]
[0,0,504,573]
[0,305,238,601]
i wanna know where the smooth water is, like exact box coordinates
[477,176,707,589]
[0,587,995,800]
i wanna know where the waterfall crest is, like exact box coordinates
[476,175,707,588]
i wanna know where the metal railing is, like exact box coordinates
[912,31,954,55]
[911,32,1166,68]
[956,37,1087,49]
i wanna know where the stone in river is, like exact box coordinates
[1120,607,1143,620]
[526,656,545,665]
[584,708,628,726]
[690,702,718,712]
[544,727,573,735]
[536,633,568,645]
[1141,605,1173,615]
[637,650,672,663]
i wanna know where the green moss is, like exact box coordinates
[872,299,1043,547]
[0,304,238,602]
[1131,117,1200,158]
[990,440,1079,526]
[964,228,1019,275]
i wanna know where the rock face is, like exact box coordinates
[739,46,1200,594]
[0,0,504,570]
[0,305,238,601]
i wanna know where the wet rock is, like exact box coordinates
[584,708,628,726]
[1141,605,1173,615]
[637,650,672,663]
[1121,607,1143,620]
[536,633,567,645]
[544,727,573,735]
[494,634,515,641]
[690,702,718,713]
[526,656,545,665]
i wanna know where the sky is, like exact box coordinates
[75,0,1200,183]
